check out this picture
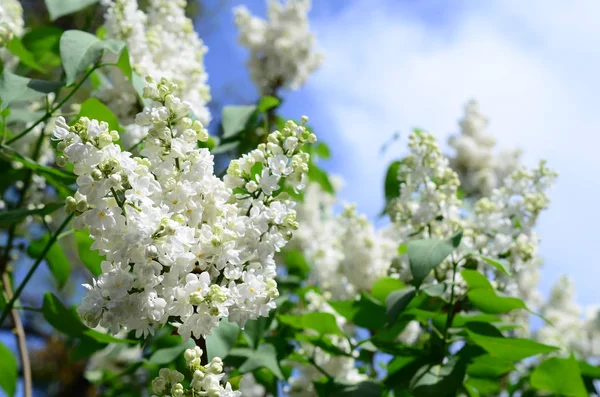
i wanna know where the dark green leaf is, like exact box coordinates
[0,70,63,110]
[75,229,103,276]
[386,288,417,324]
[21,26,63,69]
[531,356,587,397]
[222,105,256,138]
[116,46,133,80]
[283,249,310,278]
[384,160,402,202]
[242,316,271,350]
[27,233,70,288]
[410,357,466,397]
[206,320,240,360]
[334,381,382,397]
[579,360,600,378]
[408,232,461,288]
[59,30,126,85]
[467,289,526,314]
[0,341,17,397]
[149,339,195,364]
[371,277,405,304]
[307,163,334,194]
[0,202,63,228]
[329,294,387,329]
[467,355,515,378]
[42,292,86,336]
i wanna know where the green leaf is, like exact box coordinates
[116,47,133,80]
[329,294,387,329]
[466,332,559,361]
[278,312,343,336]
[410,357,466,397]
[242,316,271,350]
[307,163,334,194]
[45,0,99,21]
[0,144,76,187]
[579,360,600,378]
[21,26,63,69]
[250,161,264,180]
[0,341,17,397]
[6,37,45,72]
[408,232,462,288]
[206,320,240,360]
[0,70,63,110]
[283,249,310,278]
[467,289,526,314]
[466,355,515,378]
[237,344,284,380]
[257,95,280,112]
[371,277,405,304]
[27,233,71,289]
[75,229,103,276]
[531,356,588,397]
[477,255,512,277]
[0,202,64,228]
[42,292,86,337]
[314,142,331,159]
[77,98,121,132]
[384,160,402,202]
[386,288,417,324]
[149,339,195,364]
[334,381,382,396]
[221,105,256,138]
[131,72,151,106]
[59,30,126,85]
[461,269,493,290]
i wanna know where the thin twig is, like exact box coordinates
[2,273,32,397]
[192,335,209,366]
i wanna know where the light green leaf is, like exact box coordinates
[116,46,133,80]
[0,70,63,110]
[237,344,284,380]
[409,357,465,397]
[45,0,99,21]
[222,105,256,138]
[77,98,121,132]
[257,95,280,112]
[0,202,64,228]
[6,37,45,72]
[386,288,417,324]
[149,339,195,364]
[461,269,493,290]
[0,341,17,397]
[371,277,405,304]
[59,30,126,85]
[206,319,239,360]
[408,231,462,288]
[467,355,515,378]
[477,255,512,277]
[466,332,559,361]
[531,356,588,397]
[27,233,70,289]
[75,229,103,276]
[42,292,86,337]
[307,163,334,194]
[21,26,63,69]
[467,289,526,314]
[279,312,343,336]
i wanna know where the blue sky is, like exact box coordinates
[199,0,600,307]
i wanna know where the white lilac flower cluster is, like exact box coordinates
[53,77,314,339]
[536,276,600,358]
[465,160,557,315]
[0,0,24,68]
[151,346,240,397]
[448,100,522,197]
[100,0,211,147]
[234,0,323,95]
[389,130,463,240]
[286,291,366,396]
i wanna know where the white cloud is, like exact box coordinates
[305,0,600,304]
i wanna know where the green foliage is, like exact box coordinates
[45,0,99,21]
[408,231,462,288]
[75,229,103,276]
[371,277,405,304]
[149,339,195,364]
[465,332,559,361]
[206,320,240,360]
[27,233,71,288]
[384,160,402,202]
[59,30,127,85]
[78,98,121,131]
[279,312,344,336]
[0,70,63,110]
[221,105,257,139]
[232,344,285,380]
[386,288,417,324]
[257,95,280,112]
[530,356,588,397]
[0,202,63,227]
[0,341,17,397]
[6,37,46,72]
